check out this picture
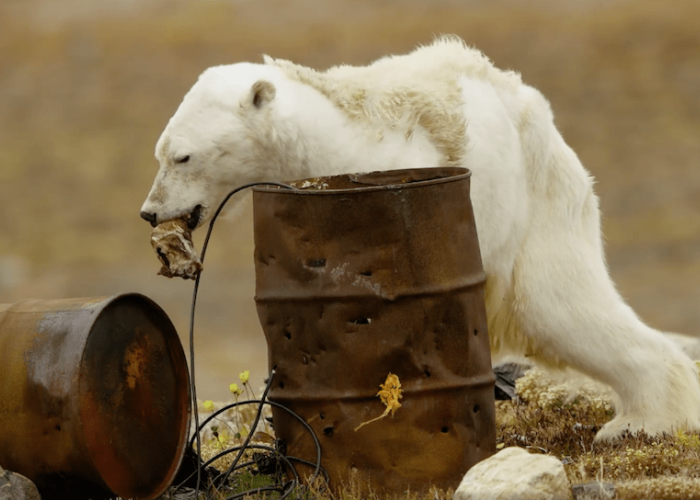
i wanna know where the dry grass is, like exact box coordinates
[498,368,700,500]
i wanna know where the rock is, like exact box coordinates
[0,466,41,500]
[454,447,570,500]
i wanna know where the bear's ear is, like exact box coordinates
[245,80,276,109]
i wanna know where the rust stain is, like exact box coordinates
[124,341,147,390]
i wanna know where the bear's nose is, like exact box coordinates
[140,211,158,228]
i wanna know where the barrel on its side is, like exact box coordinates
[253,167,496,494]
[0,293,190,500]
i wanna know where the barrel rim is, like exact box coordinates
[78,292,191,500]
[252,166,471,195]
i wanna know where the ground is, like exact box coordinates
[190,368,700,499]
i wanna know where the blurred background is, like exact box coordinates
[1,0,699,400]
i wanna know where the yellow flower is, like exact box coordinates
[239,370,250,384]
[203,400,215,412]
[229,383,243,396]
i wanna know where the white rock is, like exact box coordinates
[0,465,42,500]
[455,447,570,500]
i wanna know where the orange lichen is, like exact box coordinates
[354,373,403,431]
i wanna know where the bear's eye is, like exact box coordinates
[175,155,190,164]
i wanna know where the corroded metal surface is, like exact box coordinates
[0,294,190,500]
[252,167,496,494]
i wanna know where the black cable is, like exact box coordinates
[183,181,297,499]
[287,456,330,485]
[187,399,323,485]
[201,445,300,483]
[214,370,276,488]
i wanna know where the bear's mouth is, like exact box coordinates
[186,205,203,230]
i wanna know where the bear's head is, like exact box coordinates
[140,63,283,229]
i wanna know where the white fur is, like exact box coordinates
[141,37,700,441]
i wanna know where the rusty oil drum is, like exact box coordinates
[0,293,190,499]
[252,167,496,493]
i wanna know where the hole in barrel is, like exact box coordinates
[351,317,371,325]
[424,369,431,378]
[473,404,480,413]
[279,381,285,389]
[323,426,334,437]
[284,330,292,340]
[307,258,326,268]
[360,271,372,277]
[441,426,449,434]
[473,328,478,336]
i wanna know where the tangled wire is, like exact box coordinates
[170,182,327,500]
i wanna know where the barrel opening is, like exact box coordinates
[473,328,478,336]
[424,369,431,378]
[360,271,372,277]
[284,330,292,340]
[473,405,480,413]
[323,426,335,437]
[441,426,449,434]
[306,258,326,268]
[351,317,371,325]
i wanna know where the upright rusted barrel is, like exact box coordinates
[252,167,496,494]
[0,293,190,499]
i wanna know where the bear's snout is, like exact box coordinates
[140,210,158,227]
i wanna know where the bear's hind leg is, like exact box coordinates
[512,239,700,442]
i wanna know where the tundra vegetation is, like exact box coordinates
[191,367,700,500]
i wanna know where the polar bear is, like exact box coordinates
[140,36,700,441]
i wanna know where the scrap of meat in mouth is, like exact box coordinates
[150,218,202,279]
